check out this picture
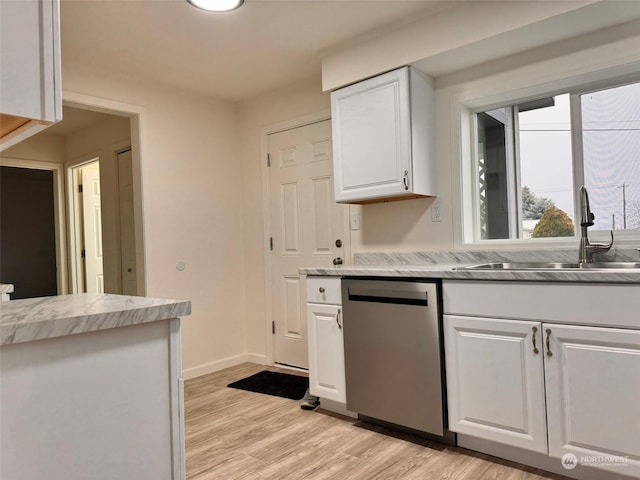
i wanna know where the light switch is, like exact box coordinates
[351,213,361,231]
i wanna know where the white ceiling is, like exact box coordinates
[60,0,453,103]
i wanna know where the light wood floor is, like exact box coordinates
[185,363,569,480]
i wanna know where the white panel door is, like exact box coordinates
[81,163,104,294]
[444,315,548,453]
[269,120,347,368]
[544,324,640,477]
[307,304,345,402]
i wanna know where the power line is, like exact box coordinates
[520,128,640,132]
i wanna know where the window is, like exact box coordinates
[474,80,640,241]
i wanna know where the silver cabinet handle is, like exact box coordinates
[319,287,325,293]
[532,326,539,354]
[336,308,342,330]
[545,328,553,357]
[403,170,409,191]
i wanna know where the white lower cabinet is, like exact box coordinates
[444,315,548,453]
[306,276,346,404]
[544,324,640,477]
[307,303,345,403]
[445,313,640,478]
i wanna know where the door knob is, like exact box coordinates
[335,239,342,248]
[333,257,343,266]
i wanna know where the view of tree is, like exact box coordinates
[522,186,555,220]
[532,206,575,238]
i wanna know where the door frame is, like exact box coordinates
[260,109,351,366]
[62,91,147,296]
[0,157,68,295]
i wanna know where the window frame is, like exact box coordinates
[465,76,640,246]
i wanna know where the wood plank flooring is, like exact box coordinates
[185,363,569,480]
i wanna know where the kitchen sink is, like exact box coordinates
[459,262,640,271]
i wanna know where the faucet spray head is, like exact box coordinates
[580,185,595,227]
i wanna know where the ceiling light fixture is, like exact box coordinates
[187,0,244,13]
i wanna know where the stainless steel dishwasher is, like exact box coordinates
[342,278,452,441]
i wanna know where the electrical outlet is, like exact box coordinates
[351,213,361,231]
[431,200,442,222]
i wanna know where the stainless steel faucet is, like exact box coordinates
[579,185,613,263]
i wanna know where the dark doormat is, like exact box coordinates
[227,370,309,400]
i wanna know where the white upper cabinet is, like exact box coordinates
[0,0,62,151]
[331,67,435,203]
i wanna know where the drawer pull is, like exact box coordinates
[336,309,342,329]
[319,287,325,293]
[532,326,539,354]
[545,328,553,357]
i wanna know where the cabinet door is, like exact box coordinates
[0,0,61,122]
[331,67,412,202]
[307,304,345,403]
[544,324,640,477]
[444,315,548,453]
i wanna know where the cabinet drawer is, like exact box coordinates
[307,277,341,305]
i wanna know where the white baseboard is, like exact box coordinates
[182,353,269,380]
[246,353,268,365]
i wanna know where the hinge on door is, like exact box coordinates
[267,153,271,167]
[272,321,275,335]
[78,184,83,193]
[81,249,86,259]
[270,237,273,251]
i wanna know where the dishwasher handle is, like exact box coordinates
[347,286,428,306]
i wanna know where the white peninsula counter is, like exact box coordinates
[0,293,191,480]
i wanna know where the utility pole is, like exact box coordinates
[618,183,628,229]
[612,213,616,230]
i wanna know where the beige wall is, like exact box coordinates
[321,0,599,91]
[62,68,245,375]
[236,75,330,360]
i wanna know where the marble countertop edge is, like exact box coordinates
[1,294,192,346]
[299,264,640,283]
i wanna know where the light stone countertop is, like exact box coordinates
[299,263,640,283]
[0,284,14,294]
[301,248,640,283]
[0,293,191,346]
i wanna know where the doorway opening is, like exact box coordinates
[0,97,146,298]
[69,159,104,293]
[0,166,58,299]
